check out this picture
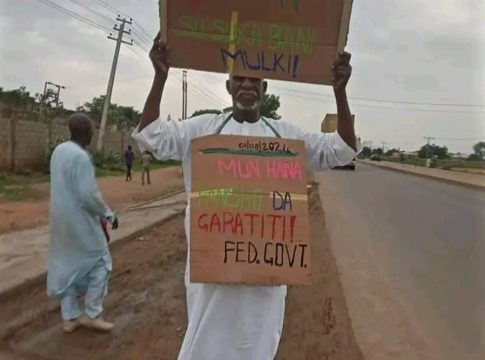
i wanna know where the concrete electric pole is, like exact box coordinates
[423,136,436,167]
[96,16,133,153]
[381,141,387,154]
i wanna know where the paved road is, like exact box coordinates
[315,163,485,360]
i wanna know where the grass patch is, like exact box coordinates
[96,160,181,178]
[0,173,46,201]
[379,157,485,170]
[0,160,181,201]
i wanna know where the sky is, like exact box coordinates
[0,0,484,154]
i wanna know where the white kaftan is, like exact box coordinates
[47,141,113,300]
[132,113,361,360]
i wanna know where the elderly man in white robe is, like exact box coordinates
[132,33,361,359]
[48,113,118,333]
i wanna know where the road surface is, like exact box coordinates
[315,163,485,360]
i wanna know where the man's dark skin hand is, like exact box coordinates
[111,216,119,230]
[140,32,357,151]
[140,32,170,131]
[332,51,356,150]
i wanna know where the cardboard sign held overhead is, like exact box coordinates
[160,0,353,85]
[190,135,311,286]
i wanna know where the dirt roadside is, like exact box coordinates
[0,167,184,234]
[0,184,363,360]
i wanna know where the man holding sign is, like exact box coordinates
[132,32,360,359]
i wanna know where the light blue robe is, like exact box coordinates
[47,141,113,299]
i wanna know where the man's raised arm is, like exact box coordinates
[332,52,357,151]
[140,32,170,131]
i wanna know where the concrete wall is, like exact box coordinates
[0,110,137,172]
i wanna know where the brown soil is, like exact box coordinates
[0,184,362,360]
[0,168,184,234]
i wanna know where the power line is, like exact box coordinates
[35,0,112,33]
[168,73,228,109]
[272,89,485,114]
[271,85,485,109]
[91,0,153,45]
[132,32,151,49]
[126,45,145,60]
[189,80,229,107]
[67,0,113,25]
[92,0,130,18]
[434,137,484,141]
[133,20,153,41]
[349,96,485,108]
[348,102,485,114]
[132,32,151,47]
[132,26,152,44]
[185,73,230,106]
[187,80,228,108]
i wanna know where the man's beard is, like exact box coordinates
[235,100,259,111]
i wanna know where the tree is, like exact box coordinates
[0,86,37,109]
[78,96,141,129]
[79,96,105,121]
[361,146,372,157]
[418,143,450,159]
[472,141,485,160]
[372,148,383,155]
[190,109,222,118]
[260,94,281,120]
[111,105,141,129]
[468,154,481,161]
[384,148,399,156]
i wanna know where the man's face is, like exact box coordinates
[226,76,267,111]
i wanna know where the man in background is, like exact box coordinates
[141,150,152,185]
[124,145,134,181]
[48,113,118,333]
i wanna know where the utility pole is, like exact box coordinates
[43,81,65,110]
[49,82,66,108]
[381,141,387,154]
[182,70,188,120]
[43,81,65,147]
[423,136,435,167]
[96,15,133,153]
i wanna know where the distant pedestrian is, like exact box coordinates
[124,145,135,181]
[141,150,152,185]
[48,113,119,334]
[400,153,405,164]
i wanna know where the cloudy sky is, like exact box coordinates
[0,0,484,153]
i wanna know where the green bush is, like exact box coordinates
[93,150,123,171]
[44,138,66,171]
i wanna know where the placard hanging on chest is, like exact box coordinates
[190,134,311,285]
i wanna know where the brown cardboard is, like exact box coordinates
[161,0,353,85]
[190,134,311,285]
